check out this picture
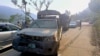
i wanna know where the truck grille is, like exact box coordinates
[19,34,44,41]
[18,34,44,49]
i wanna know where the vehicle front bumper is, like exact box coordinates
[12,38,55,55]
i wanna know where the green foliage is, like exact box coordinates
[9,15,15,22]
[0,18,8,22]
[9,14,23,23]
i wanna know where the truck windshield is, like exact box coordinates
[39,15,59,19]
[30,20,57,28]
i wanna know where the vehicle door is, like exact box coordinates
[7,24,21,39]
[0,25,12,46]
[0,24,20,46]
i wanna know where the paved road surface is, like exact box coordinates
[60,25,95,56]
[0,25,95,56]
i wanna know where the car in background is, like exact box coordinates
[0,22,21,50]
[69,21,77,28]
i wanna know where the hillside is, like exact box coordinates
[0,6,36,19]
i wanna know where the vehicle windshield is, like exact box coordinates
[39,15,59,19]
[30,20,57,28]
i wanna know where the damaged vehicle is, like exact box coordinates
[12,19,62,56]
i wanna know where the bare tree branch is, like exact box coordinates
[11,0,53,21]
[11,0,34,21]
[30,0,40,11]
[11,0,17,5]
[28,0,53,11]
[29,0,48,11]
[39,0,45,11]
[22,0,27,5]
[28,2,37,10]
[44,0,53,10]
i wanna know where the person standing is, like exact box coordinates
[77,20,82,30]
[79,20,82,30]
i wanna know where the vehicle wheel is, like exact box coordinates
[53,53,58,56]
[49,53,57,56]
[52,46,58,56]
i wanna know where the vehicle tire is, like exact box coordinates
[48,52,57,56]
[52,53,58,56]
[52,44,58,56]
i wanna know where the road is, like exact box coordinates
[60,25,95,56]
[0,25,96,56]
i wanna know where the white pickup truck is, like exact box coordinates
[13,19,62,56]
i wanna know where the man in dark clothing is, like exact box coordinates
[79,20,82,30]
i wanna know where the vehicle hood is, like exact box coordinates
[18,28,57,36]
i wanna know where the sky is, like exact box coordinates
[0,0,91,15]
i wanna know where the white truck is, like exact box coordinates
[13,19,62,56]
[12,10,70,56]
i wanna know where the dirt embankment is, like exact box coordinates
[91,26,100,56]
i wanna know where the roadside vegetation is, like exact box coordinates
[93,18,100,46]
[90,18,100,56]
[93,18,100,33]
[89,0,100,55]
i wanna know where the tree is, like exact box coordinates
[11,0,53,14]
[12,0,32,28]
[44,0,53,10]
[0,18,8,22]
[29,0,53,11]
[89,0,100,23]
[12,0,28,17]
[89,0,100,13]
[9,15,15,23]
[29,0,45,11]
[11,0,53,28]
[9,14,23,23]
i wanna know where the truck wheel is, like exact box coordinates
[52,53,57,56]
[52,48,58,56]
[48,53,57,56]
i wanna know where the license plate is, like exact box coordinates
[28,43,36,48]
